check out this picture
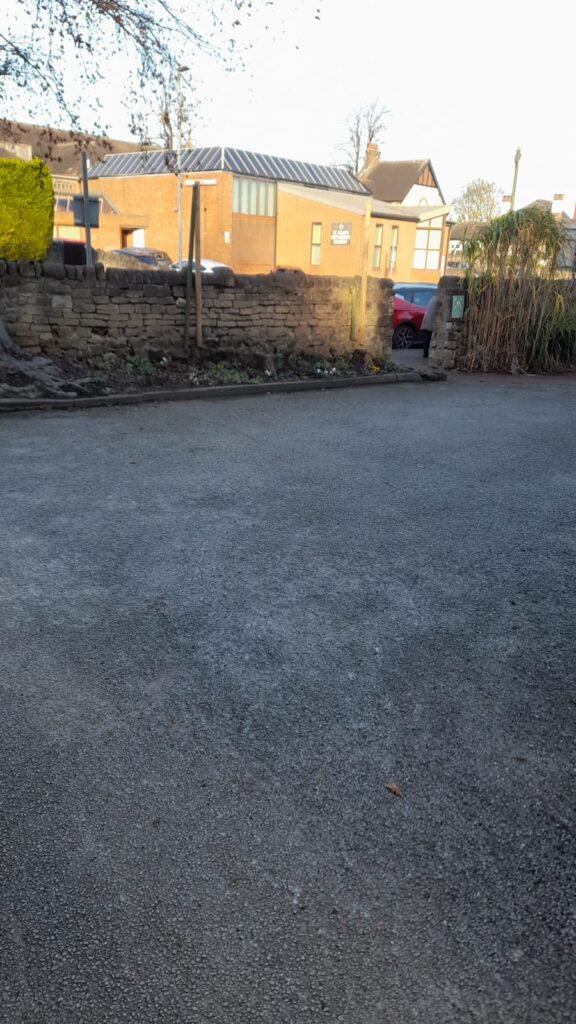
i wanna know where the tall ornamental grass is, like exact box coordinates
[462,209,576,372]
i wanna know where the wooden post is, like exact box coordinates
[510,147,521,211]
[356,196,372,346]
[183,182,198,355]
[194,186,202,349]
[350,287,357,342]
[81,151,93,267]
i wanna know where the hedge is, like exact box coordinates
[0,157,54,261]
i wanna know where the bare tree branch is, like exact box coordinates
[339,100,388,174]
[0,0,304,137]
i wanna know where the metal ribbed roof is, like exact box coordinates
[88,146,369,194]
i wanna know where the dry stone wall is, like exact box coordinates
[429,276,468,371]
[0,260,393,363]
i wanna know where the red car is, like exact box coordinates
[392,283,437,348]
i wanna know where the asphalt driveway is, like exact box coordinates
[1,375,575,1023]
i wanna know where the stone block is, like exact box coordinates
[52,293,73,309]
[42,263,67,280]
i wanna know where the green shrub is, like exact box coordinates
[0,158,54,261]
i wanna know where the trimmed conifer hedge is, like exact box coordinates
[0,157,54,261]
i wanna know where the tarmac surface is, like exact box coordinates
[1,373,575,1022]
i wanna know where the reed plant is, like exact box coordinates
[461,209,576,372]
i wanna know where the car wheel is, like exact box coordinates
[393,324,416,349]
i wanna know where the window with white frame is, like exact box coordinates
[310,223,322,266]
[232,176,276,216]
[389,226,399,272]
[373,224,383,269]
[413,216,443,270]
[53,193,117,216]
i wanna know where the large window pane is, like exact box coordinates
[415,229,429,250]
[430,216,443,228]
[413,249,426,270]
[258,182,266,216]
[311,223,322,265]
[426,250,440,270]
[428,230,442,250]
[373,225,383,269]
[233,176,276,217]
[389,226,399,272]
[240,179,250,213]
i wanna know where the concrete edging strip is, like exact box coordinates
[0,369,446,412]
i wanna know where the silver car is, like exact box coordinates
[170,258,232,274]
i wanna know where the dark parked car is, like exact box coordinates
[47,239,93,265]
[392,283,437,348]
[109,247,172,269]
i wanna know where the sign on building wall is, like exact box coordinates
[330,222,352,246]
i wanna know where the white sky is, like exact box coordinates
[8,0,576,212]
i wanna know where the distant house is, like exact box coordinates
[359,149,446,207]
[358,147,450,280]
[525,199,576,275]
[448,196,576,275]
[0,119,145,243]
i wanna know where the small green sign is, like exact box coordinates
[451,295,465,319]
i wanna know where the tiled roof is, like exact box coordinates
[0,119,143,177]
[88,146,370,195]
[360,159,446,204]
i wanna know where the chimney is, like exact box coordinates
[551,193,565,216]
[363,142,380,170]
[501,195,512,215]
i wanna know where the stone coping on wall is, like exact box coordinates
[0,259,394,292]
[0,260,395,364]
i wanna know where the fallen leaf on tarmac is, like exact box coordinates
[386,783,402,798]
